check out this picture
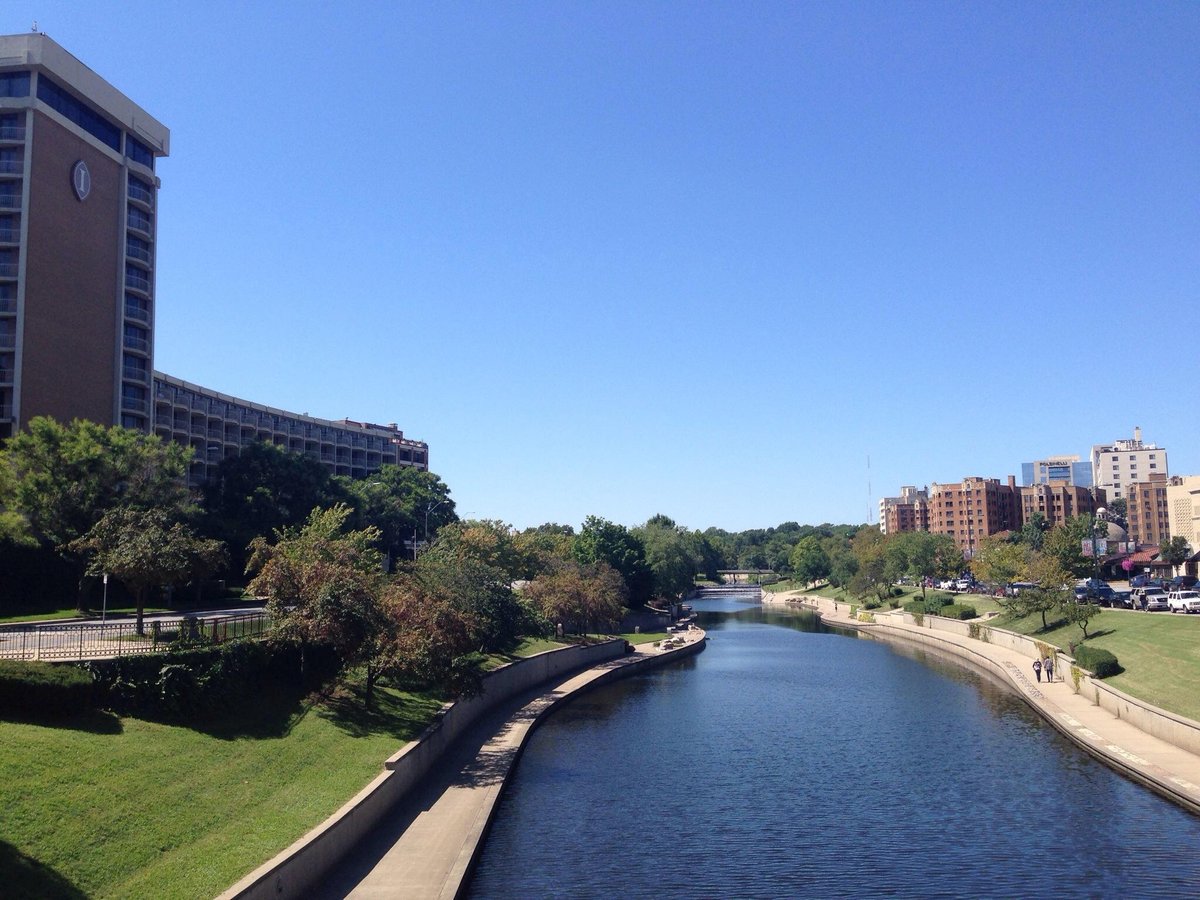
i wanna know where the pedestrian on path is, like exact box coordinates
[1033,658,1043,682]
[1044,656,1055,683]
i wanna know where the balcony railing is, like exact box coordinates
[126,212,152,234]
[0,127,25,142]
[0,404,12,418]
[125,272,151,293]
[127,182,154,205]
[0,194,21,210]
[121,396,149,414]
[123,335,149,353]
[0,263,16,278]
[0,296,14,314]
[124,302,150,324]
[0,369,12,384]
[0,159,21,175]
[122,366,149,383]
[0,229,19,243]
[126,243,151,264]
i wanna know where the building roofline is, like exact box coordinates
[0,32,169,154]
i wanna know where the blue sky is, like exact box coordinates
[9,2,1198,532]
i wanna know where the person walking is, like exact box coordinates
[1032,658,1043,682]
[1044,656,1055,683]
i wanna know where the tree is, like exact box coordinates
[1,417,194,605]
[1018,512,1050,550]
[895,531,962,599]
[414,551,536,653]
[573,516,653,605]
[635,515,700,601]
[69,507,226,635]
[973,536,1030,590]
[346,465,456,565]
[423,519,534,581]
[1004,552,1069,631]
[515,523,576,575]
[203,442,351,573]
[523,560,628,636]
[789,536,831,586]
[1042,517,1095,579]
[848,527,890,602]
[1160,536,1191,571]
[1064,596,1102,639]
[246,504,386,699]
[371,575,481,697]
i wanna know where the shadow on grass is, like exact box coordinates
[0,839,87,900]
[0,708,122,735]
[315,682,442,741]
[1083,628,1116,640]
[186,684,311,741]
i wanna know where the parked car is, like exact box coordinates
[1169,575,1199,590]
[1112,589,1134,609]
[1167,590,1200,614]
[1143,590,1170,612]
[1131,576,1164,591]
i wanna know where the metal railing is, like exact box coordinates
[0,159,22,175]
[0,127,26,141]
[0,612,273,661]
[127,182,154,205]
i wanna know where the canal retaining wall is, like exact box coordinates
[889,610,1200,758]
[220,639,627,900]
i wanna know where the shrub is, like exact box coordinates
[0,660,94,718]
[1074,645,1121,678]
[862,598,882,610]
[940,604,978,620]
[903,600,927,615]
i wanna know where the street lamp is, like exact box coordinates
[423,499,448,550]
[1091,505,1108,591]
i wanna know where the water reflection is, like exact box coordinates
[468,595,1200,898]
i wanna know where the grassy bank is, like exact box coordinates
[0,681,443,900]
[997,609,1200,722]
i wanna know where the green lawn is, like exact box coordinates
[0,682,442,900]
[997,609,1200,722]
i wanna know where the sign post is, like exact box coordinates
[101,573,109,624]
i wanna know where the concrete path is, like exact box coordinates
[785,594,1200,814]
[312,631,705,900]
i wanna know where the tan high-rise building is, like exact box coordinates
[1126,474,1172,547]
[1091,427,1168,502]
[0,33,168,439]
[1166,475,1200,555]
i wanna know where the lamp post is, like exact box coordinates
[423,499,448,552]
[1091,505,1108,591]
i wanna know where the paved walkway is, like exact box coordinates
[779,593,1200,814]
[312,629,706,900]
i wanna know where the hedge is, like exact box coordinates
[1074,645,1121,678]
[0,659,94,719]
[939,604,978,620]
[84,639,340,719]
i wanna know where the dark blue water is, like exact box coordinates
[468,597,1200,898]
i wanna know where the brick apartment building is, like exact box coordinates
[927,476,1021,559]
[1127,474,1173,547]
[1018,482,1105,530]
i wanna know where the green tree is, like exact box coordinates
[573,516,652,605]
[1018,512,1050,550]
[973,535,1030,590]
[347,466,456,565]
[635,515,699,601]
[246,504,386,699]
[69,507,226,635]
[895,531,962,599]
[1003,552,1069,630]
[848,527,890,602]
[0,417,194,606]
[423,519,534,581]
[789,536,831,586]
[1160,535,1191,569]
[414,551,536,653]
[1064,596,1102,639]
[203,442,350,573]
[1042,516,1095,579]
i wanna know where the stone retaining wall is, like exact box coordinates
[889,611,1200,758]
[220,640,626,900]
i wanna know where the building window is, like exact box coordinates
[127,205,152,234]
[0,72,30,98]
[36,74,121,150]
[126,136,154,170]
[1150,463,1157,469]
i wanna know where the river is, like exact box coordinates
[467,596,1200,897]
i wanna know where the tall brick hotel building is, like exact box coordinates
[0,32,427,481]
